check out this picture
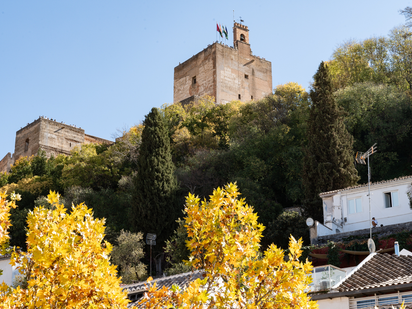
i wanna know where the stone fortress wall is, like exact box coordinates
[0,153,13,175]
[173,22,272,105]
[0,116,112,173]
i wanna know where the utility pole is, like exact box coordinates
[355,143,377,251]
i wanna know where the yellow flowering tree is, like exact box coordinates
[0,191,20,256]
[0,191,129,308]
[140,183,317,308]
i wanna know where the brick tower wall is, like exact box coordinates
[14,117,85,161]
[173,44,217,104]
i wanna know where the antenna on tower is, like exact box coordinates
[356,143,377,249]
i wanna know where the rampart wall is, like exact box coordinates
[0,153,13,173]
[0,117,113,173]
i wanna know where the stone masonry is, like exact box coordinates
[173,22,272,105]
[0,117,112,173]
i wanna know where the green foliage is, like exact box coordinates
[31,150,49,176]
[109,125,143,172]
[110,230,147,284]
[327,241,340,267]
[62,144,120,190]
[0,172,8,187]
[303,62,359,221]
[388,26,412,91]
[132,107,179,248]
[172,84,311,247]
[8,157,32,184]
[329,26,412,92]
[164,218,191,275]
[335,82,412,181]
[63,186,133,243]
[9,207,29,250]
[267,211,309,249]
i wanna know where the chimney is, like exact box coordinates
[395,241,400,256]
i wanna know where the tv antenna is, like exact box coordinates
[355,143,377,243]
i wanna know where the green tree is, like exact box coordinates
[267,211,309,249]
[132,107,178,247]
[302,62,359,221]
[111,230,147,284]
[335,82,412,181]
[62,144,119,190]
[328,38,390,91]
[388,26,412,91]
[400,6,412,28]
[0,172,8,187]
[164,218,191,275]
[8,157,32,184]
[31,150,49,177]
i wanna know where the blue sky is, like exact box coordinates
[0,1,410,159]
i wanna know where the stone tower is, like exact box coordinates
[0,117,112,173]
[173,22,272,105]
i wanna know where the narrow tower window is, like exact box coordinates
[244,74,249,79]
[192,76,196,85]
[25,139,29,152]
[238,94,241,100]
[240,34,245,41]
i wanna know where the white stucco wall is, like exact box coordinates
[317,177,412,237]
[0,258,13,286]
[316,296,349,309]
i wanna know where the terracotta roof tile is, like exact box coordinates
[125,270,205,307]
[337,253,412,292]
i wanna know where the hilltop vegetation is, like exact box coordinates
[2,17,412,279]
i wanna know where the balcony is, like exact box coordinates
[308,265,347,292]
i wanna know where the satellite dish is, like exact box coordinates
[306,217,314,227]
[368,238,376,253]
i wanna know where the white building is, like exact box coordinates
[314,176,412,238]
[0,255,14,286]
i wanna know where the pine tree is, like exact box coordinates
[302,62,359,221]
[132,107,178,247]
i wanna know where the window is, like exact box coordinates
[251,95,253,100]
[357,299,376,309]
[244,74,249,79]
[378,296,398,306]
[348,198,362,214]
[192,76,196,85]
[238,94,241,100]
[25,139,29,152]
[384,191,399,208]
[240,34,245,41]
[402,294,412,303]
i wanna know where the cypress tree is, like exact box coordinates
[302,62,359,221]
[132,107,178,246]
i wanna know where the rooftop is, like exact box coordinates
[319,175,412,197]
[125,270,205,308]
[337,253,412,292]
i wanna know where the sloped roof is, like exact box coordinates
[337,253,412,292]
[125,270,205,307]
[319,175,412,197]
[124,270,204,294]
